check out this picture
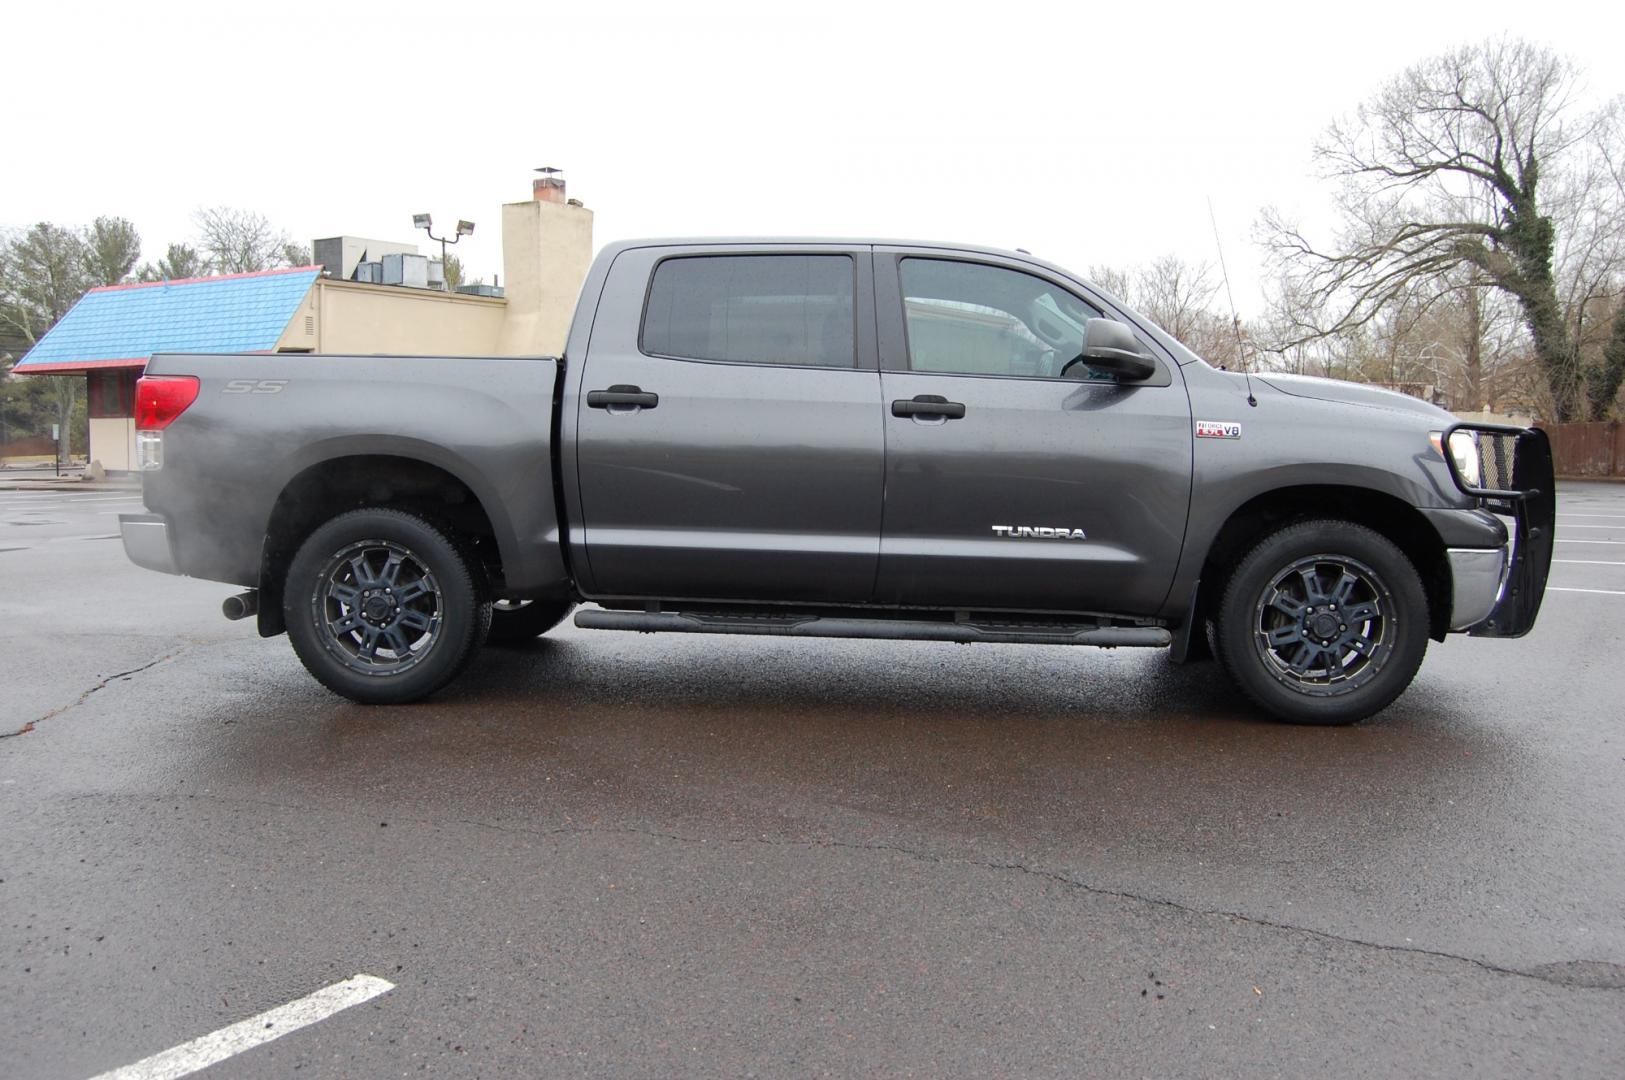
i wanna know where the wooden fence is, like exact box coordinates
[1541,422,1625,479]
[0,435,57,459]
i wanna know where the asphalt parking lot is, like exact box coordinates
[2,483,1622,1078]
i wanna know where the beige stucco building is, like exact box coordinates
[17,173,594,473]
[277,173,595,360]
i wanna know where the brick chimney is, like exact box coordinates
[532,166,566,204]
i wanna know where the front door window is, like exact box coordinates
[899,258,1107,381]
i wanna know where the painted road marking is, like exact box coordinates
[1555,539,1625,545]
[1548,587,1625,596]
[88,974,394,1080]
[1553,560,1625,566]
[1554,524,1625,530]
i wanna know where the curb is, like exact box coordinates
[0,479,141,492]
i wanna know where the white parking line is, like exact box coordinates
[88,974,394,1080]
[1558,513,1625,519]
[1555,524,1625,530]
[1548,587,1625,597]
[1555,539,1625,544]
[1553,559,1625,565]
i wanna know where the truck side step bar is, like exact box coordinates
[574,609,1172,648]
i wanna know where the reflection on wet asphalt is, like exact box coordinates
[2,483,1623,1078]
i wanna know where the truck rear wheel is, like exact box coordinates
[487,598,575,644]
[1214,519,1428,725]
[284,508,490,704]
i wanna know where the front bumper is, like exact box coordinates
[1447,547,1507,631]
[119,513,179,575]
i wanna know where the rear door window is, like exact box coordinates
[642,255,856,368]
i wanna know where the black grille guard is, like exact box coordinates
[1441,422,1555,638]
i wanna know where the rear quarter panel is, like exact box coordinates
[141,353,565,594]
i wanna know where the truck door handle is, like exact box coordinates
[891,395,966,419]
[587,385,659,409]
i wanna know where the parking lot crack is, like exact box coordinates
[2,647,190,738]
[106,795,1619,996]
[956,854,1625,992]
[530,823,1623,993]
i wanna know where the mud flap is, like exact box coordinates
[1167,582,1210,664]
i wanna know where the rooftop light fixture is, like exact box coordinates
[412,213,475,289]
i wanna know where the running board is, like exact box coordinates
[574,609,1171,648]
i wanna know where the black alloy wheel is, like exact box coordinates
[284,509,489,704]
[315,539,443,675]
[1215,519,1429,725]
[1252,554,1394,696]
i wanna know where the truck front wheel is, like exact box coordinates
[1214,519,1428,725]
[284,508,491,704]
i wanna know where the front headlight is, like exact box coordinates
[1430,429,1481,487]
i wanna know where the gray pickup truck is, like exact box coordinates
[120,239,1554,724]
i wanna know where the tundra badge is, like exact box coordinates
[992,526,1088,540]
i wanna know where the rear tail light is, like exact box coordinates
[135,375,200,471]
[135,375,200,430]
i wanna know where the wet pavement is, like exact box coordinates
[2,484,1622,1078]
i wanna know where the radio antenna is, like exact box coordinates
[1207,196,1257,407]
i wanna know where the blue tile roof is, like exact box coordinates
[12,267,320,371]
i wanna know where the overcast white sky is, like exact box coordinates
[4,1,1621,316]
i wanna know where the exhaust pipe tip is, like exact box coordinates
[222,591,259,621]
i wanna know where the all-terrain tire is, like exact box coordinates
[1213,519,1429,725]
[283,508,490,704]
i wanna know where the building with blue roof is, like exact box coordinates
[11,267,322,474]
[10,171,594,472]
[11,266,323,377]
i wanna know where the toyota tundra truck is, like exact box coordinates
[119,239,1555,724]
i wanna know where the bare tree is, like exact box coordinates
[1086,263,1133,304]
[1262,39,1625,421]
[1090,256,1244,368]
[281,242,312,267]
[1134,256,1221,341]
[194,207,291,274]
[1416,274,1530,411]
[1262,255,1532,409]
